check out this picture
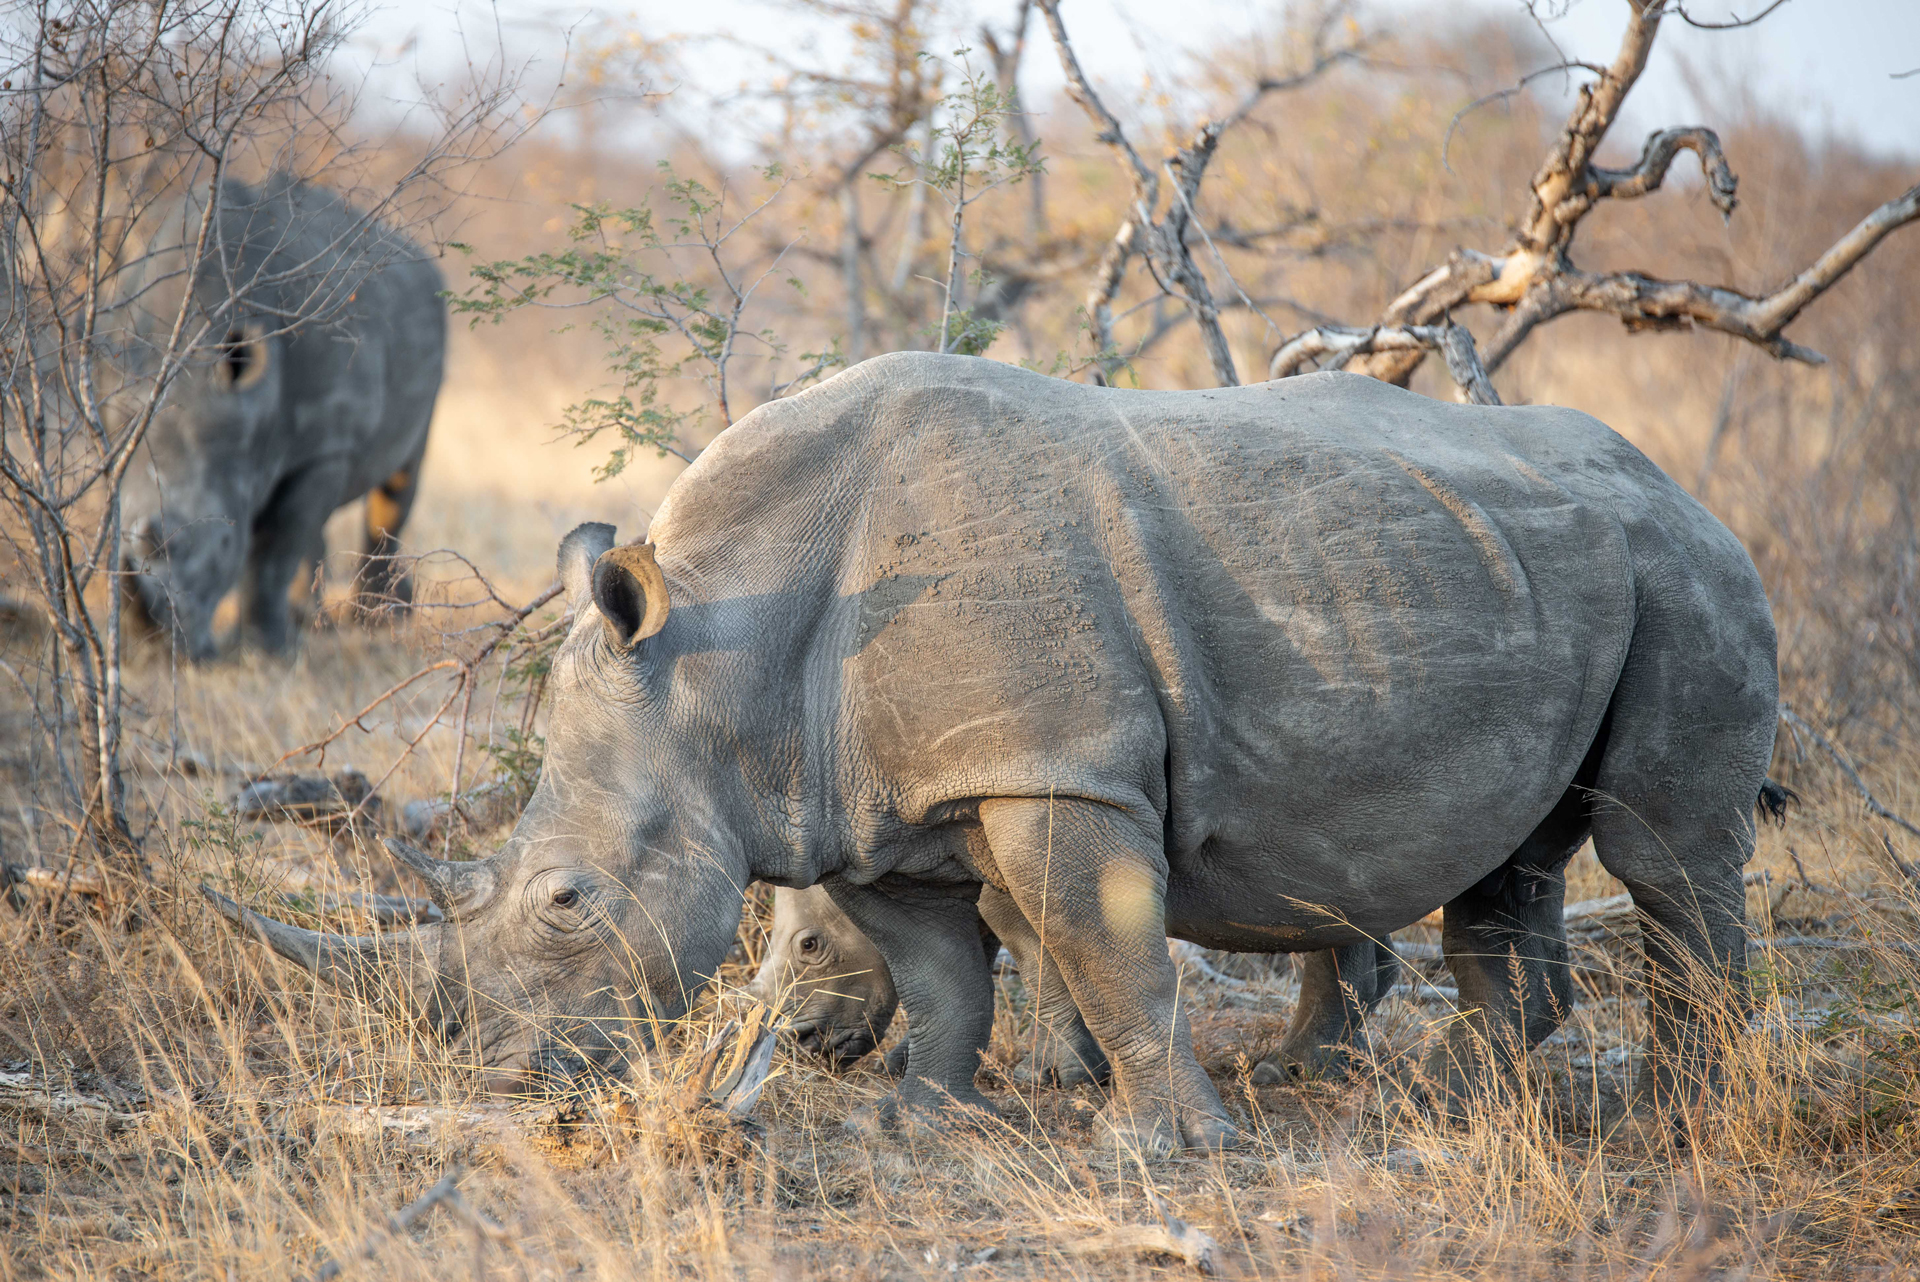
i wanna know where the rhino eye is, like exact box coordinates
[798,932,820,955]
[551,888,579,909]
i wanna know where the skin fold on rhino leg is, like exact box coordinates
[1254,941,1401,1084]
[355,453,423,616]
[821,876,998,1130]
[977,883,1109,1087]
[980,795,1238,1155]
[242,458,351,654]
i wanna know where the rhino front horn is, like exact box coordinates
[200,885,392,992]
[384,836,496,915]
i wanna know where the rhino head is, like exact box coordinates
[750,885,899,1066]
[204,523,759,1088]
[121,320,282,661]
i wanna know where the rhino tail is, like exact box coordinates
[1755,778,1797,827]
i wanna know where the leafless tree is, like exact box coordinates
[1038,0,1368,387]
[0,0,530,858]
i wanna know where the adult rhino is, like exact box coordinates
[120,173,446,660]
[752,884,1401,1087]
[207,352,1779,1152]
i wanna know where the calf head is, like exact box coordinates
[751,886,899,1067]
[121,321,282,661]
[206,522,756,1090]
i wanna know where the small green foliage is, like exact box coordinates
[1815,954,1920,1133]
[448,163,842,477]
[875,49,1045,357]
[482,726,548,808]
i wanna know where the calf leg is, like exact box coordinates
[355,452,423,616]
[977,884,1108,1087]
[980,796,1237,1154]
[821,876,997,1127]
[1256,941,1400,1083]
[1424,797,1586,1117]
[243,460,348,654]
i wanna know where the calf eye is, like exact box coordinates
[551,888,579,909]
[798,933,821,954]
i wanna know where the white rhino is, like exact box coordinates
[120,174,445,659]
[211,352,1780,1152]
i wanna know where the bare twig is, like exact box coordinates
[1778,707,1920,840]
[309,1165,508,1282]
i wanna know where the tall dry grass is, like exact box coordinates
[3,7,1919,1279]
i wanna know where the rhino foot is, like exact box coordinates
[1098,1096,1240,1157]
[844,1081,999,1142]
[1010,1034,1110,1088]
[1252,1037,1366,1085]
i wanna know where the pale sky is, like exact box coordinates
[352,0,1919,161]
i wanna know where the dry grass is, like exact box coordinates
[3,691,1920,1280]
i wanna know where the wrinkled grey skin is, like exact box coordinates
[755,884,1399,1085]
[120,174,445,660]
[211,353,1778,1152]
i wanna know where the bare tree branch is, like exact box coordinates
[1039,0,1362,387]
[1269,321,1500,404]
[1259,0,1917,398]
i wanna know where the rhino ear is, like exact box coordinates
[558,522,616,608]
[593,542,670,648]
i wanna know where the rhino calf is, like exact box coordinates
[756,884,1400,1087]
[121,174,445,660]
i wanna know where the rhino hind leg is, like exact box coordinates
[1421,811,1583,1118]
[1255,941,1400,1084]
[979,795,1238,1155]
[1586,644,1774,1127]
[243,459,350,654]
[977,884,1110,1087]
[354,457,422,618]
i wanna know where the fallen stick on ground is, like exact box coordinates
[310,1164,508,1282]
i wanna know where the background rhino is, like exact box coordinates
[213,352,1779,1154]
[119,173,446,660]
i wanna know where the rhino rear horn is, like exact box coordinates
[593,542,670,648]
[558,522,617,608]
[384,836,496,916]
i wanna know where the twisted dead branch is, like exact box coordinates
[1268,321,1501,404]
[1261,0,1920,395]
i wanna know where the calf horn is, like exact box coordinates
[200,886,404,994]
[384,836,496,916]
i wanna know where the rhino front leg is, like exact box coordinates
[1256,941,1400,1083]
[821,876,997,1129]
[979,796,1237,1155]
[977,884,1108,1086]
[243,459,350,654]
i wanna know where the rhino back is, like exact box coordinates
[215,176,445,497]
[649,354,1749,916]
